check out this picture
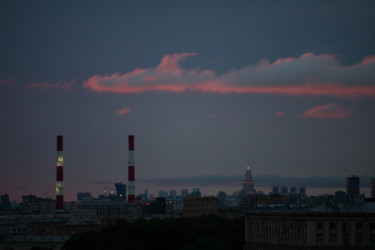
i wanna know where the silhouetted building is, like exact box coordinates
[281,186,288,195]
[22,195,55,215]
[183,196,218,217]
[290,186,297,195]
[335,190,346,201]
[346,175,360,199]
[181,189,188,197]
[0,194,10,212]
[272,186,279,195]
[115,182,126,200]
[77,192,92,201]
[78,200,124,217]
[191,188,202,197]
[158,190,168,198]
[298,187,306,197]
[169,190,177,199]
[152,198,166,215]
[218,191,227,207]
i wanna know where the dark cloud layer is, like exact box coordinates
[140,175,372,188]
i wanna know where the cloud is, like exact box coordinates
[273,111,284,117]
[0,79,13,85]
[27,79,76,90]
[300,103,351,118]
[139,175,372,188]
[116,107,131,115]
[83,52,375,98]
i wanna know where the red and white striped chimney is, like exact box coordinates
[56,135,64,210]
[128,135,135,202]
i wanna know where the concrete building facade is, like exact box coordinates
[244,211,375,249]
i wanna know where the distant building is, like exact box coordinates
[298,187,306,197]
[290,186,297,195]
[169,190,177,199]
[22,195,55,215]
[346,175,360,199]
[114,182,126,200]
[281,186,288,195]
[77,199,124,218]
[0,194,10,212]
[272,186,279,195]
[181,189,188,197]
[142,197,167,217]
[158,190,168,198]
[218,191,227,207]
[77,192,92,201]
[372,177,375,198]
[191,188,202,197]
[243,166,255,193]
[335,190,346,201]
[183,196,218,217]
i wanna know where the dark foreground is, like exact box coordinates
[63,215,244,250]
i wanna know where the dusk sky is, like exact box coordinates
[1,1,375,201]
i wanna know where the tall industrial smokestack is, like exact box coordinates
[56,135,64,210]
[128,135,135,203]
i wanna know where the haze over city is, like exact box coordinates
[1,1,375,202]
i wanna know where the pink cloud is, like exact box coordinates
[27,80,76,90]
[273,111,284,117]
[83,52,375,98]
[0,79,13,85]
[300,103,351,118]
[117,107,131,115]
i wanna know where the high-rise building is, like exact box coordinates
[181,189,188,197]
[169,190,177,199]
[158,190,168,198]
[372,178,375,198]
[281,186,288,195]
[298,187,306,197]
[0,194,10,211]
[290,187,297,195]
[192,188,202,197]
[115,183,126,200]
[243,166,255,193]
[272,186,279,195]
[218,191,227,207]
[346,175,359,198]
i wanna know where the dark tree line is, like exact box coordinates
[63,215,244,250]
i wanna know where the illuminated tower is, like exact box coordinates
[56,135,64,210]
[128,135,135,202]
[243,166,255,194]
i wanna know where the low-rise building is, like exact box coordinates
[183,196,218,217]
[244,204,375,249]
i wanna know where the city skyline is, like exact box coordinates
[1,1,375,202]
